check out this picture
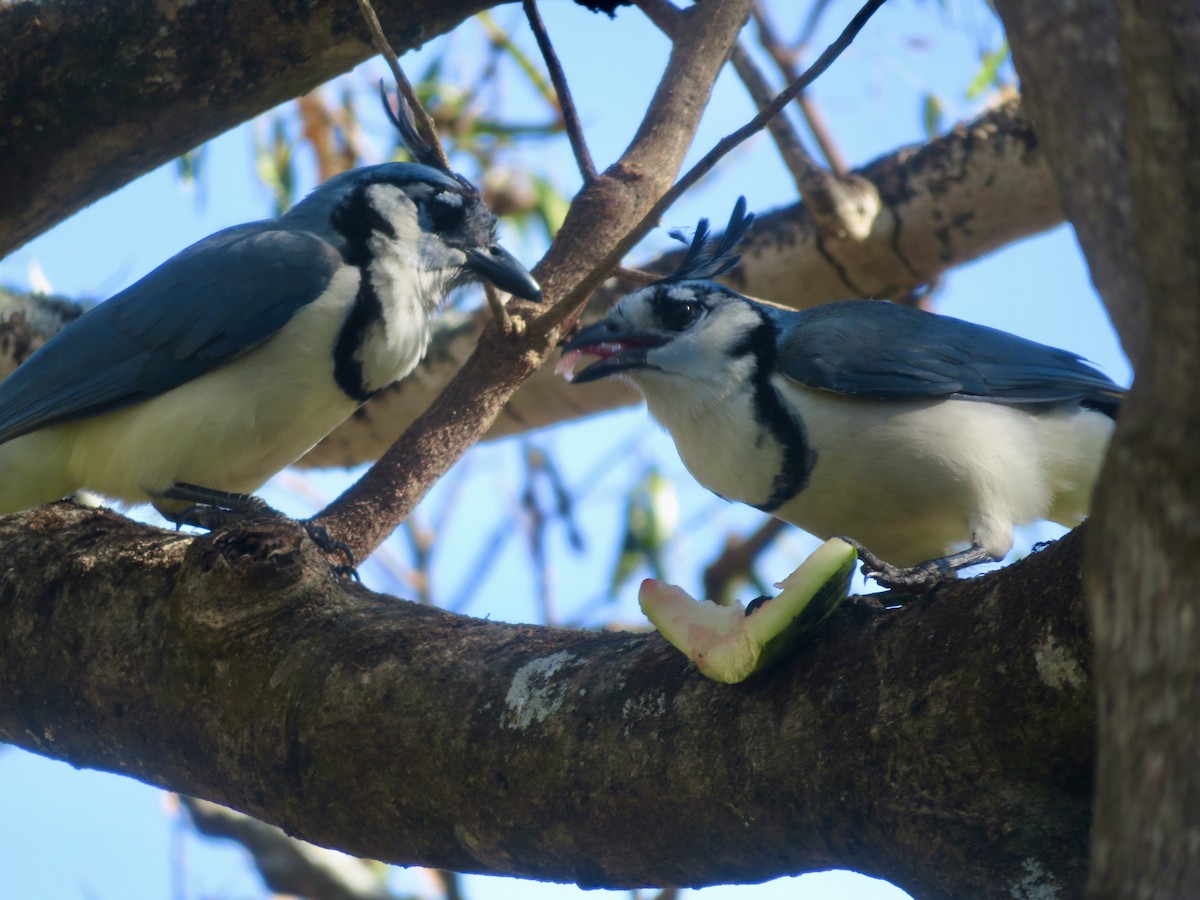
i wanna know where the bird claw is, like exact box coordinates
[302,522,360,582]
[835,536,950,594]
[158,483,359,581]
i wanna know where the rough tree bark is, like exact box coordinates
[993,0,1200,896]
[0,503,1094,899]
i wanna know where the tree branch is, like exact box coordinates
[990,0,1143,367]
[618,0,889,253]
[0,503,1094,898]
[0,0,496,257]
[312,0,756,559]
[702,517,787,603]
[727,41,821,199]
[751,1,849,175]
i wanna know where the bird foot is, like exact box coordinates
[835,537,952,594]
[301,521,359,582]
[157,483,358,581]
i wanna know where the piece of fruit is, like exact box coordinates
[638,538,856,683]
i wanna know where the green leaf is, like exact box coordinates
[921,92,944,139]
[966,41,1010,100]
[531,173,571,237]
[609,469,678,595]
[175,145,206,186]
[253,118,295,216]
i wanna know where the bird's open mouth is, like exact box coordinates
[556,337,660,384]
[556,342,620,382]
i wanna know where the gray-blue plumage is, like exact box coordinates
[768,299,1122,415]
[562,198,1124,588]
[0,225,342,445]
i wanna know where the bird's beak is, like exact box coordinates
[466,245,543,303]
[558,319,668,384]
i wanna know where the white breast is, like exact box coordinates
[777,380,1113,563]
[643,380,783,511]
[353,247,441,393]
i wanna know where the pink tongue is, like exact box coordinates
[555,349,584,382]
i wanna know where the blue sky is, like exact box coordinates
[0,1,1126,898]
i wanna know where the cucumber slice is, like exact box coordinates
[638,538,857,683]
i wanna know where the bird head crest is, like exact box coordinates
[378,81,456,174]
[662,196,755,283]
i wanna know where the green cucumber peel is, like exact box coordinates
[638,538,857,684]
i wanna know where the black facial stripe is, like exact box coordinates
[733,310,817,512]
[367,202,397,240]
[329,183,396,401]
[1081,395,1121,420]
[333,277,383,403]
[646,289,703,328]
[427,192,467,232]
[330,185,395,266]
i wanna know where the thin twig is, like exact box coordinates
[183,797,396,900]
[484,283,513,332]
[729,42,815,197]
[753,0,849,174]
[795,0,836,52]
[353,0,452,170]
[640,0,822,195]
[478,12,556,106]
[523,0,598,182]
[615,265,662,286]
[431,869,466,900]
[520,444,558,625]
[401,517,435,606]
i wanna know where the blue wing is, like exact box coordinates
[0,222,346,444]
[773,300,1124,416]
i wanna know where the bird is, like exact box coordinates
[558,198,1124,590]
[0,86,541,526]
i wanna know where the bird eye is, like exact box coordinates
[427,192,467,231]
[661,300,702,331]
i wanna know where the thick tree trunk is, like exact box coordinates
[995,0,1200,895]
[1090,1,1200,895]
[0,504,1094,897]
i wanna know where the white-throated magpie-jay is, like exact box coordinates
[560,198,1123,590]
[0,88,541,522]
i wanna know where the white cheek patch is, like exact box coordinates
[365,184,422,246]
[665,286,698,303]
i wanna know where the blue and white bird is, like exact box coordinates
[0,90,541,523]
[560,199,1123,589]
